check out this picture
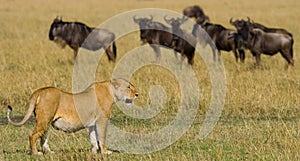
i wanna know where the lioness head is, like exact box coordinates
[111,78,138,105]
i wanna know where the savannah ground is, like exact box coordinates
[0,0,300,160]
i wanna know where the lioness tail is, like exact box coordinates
[7,92,40,126]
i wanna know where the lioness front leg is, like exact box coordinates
[95,118,112,154]
[88,126,99,153]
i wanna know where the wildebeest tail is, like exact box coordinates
[7,91,40,126]
[112,41,117,62]
[290,36,294,58]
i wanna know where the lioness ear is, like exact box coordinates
[111,79,120,89]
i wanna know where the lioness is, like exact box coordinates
[7,78,138,155]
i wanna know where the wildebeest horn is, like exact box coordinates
[164,15,172,24]
[133,15,139,22]
[229,18,233,24]
[247,17,250,22]
[54,16,61,22]
[246,17,252,26]
[205,15,210,22]
[180,15,189,24]
[149,15,153,21]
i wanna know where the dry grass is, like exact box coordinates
[0,0,300,160]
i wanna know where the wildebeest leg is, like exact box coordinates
[255,53,261,67]
[173,50,178,60]
[211,48,216,62]
[238,49,245,63]
[232,49,239,63]
[279,50,294,67]
[187,52,195,65]
[180,53,185,69]
[105,45,116,62]
[231,43,239,63]
[73,48,78,60]
[212,37,220,62]
[202,38,216,62]
[150,45,161,61]
[251,52,258,66]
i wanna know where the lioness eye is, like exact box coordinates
[128,86,131,89]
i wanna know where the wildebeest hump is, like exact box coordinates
[70,23,91,46]
[82,28,115,51]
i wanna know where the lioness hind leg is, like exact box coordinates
[40,130,54,154]
[30,118,51,155]
[29,128,46,155]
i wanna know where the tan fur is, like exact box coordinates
[7,78,138,155]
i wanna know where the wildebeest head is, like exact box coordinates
[48,17,69,48]
[183,5,209,20]
[49,17,63,41]
[164,16,188,35]
[133,15,153,40]
[230,17,252,42]
[195,15,209,26]
[183,5,209,26]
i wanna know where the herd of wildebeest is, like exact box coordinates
[48,5,294,68]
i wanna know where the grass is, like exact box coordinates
[0,0,300,160]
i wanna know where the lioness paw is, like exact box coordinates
[103,150,113,154]
[91,147,98,154]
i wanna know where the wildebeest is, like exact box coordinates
[133,16,175,59]
[230,17,293,37]
[49,17,117,61]
[183,5,209,23]
[164,16,197,65]
[192,18,245,62]
[230,18,294,67]
[133,16,195,65]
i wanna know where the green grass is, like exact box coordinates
[1,0,300,160]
